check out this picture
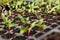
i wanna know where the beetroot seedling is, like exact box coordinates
[1,12,17,32]
[19,26,28,35]
[18,14,30,24]
[28,18,46,38]
[37,18,46,29]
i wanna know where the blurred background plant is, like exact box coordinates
[0,0,60,14]
[0,0,12,5]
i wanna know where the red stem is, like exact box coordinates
[27,31,30,40]
[8,27,10,32]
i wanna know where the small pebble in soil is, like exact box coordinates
[43,28,52,33]
[12,36,27,40]
[32,26,39,31]
[43,21,51,26]
[3,26,8,30]
[0,30,7,35]
[29,16,37,19]
[50,24,58,28]
[13,28,20,33]
[47,19,54,23]
[35,32,44,38]
[30,30,37,36]
[1,33,15,39]
[48,15,53,19]
[10,27,15,30]
[50,32,56,35]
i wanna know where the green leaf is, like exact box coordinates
[18,14,25,23]
[41,24,46,29]
[9,24,17,27]
[16,0,24,8]
[29,20,38,31]
[20,26,28,34]
[8,20,12,26]
[37,19,44,25]
[1,12,16,28]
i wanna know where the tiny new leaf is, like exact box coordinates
[29,20,38,32]
[20,26,28,34]
[18,14,25,23]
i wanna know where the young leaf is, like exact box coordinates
[25,17,30,24]
[41,24,46,29]
[29,20,38,32]
[18,14,25,23]
[37,18,46,29]
[1,12,16,28]
[16,0,24,8]
[1,13,8,23]
[20,26,28,34]
[9,24,17,27]
[37,18,44,25]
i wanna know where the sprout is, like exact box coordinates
[25,17,30,24]
[1,12,17,32]
[16,0,24,9]
[29,20,38,32]
[20,26,28,34]
[37,18,46,29]
[18,14,30,24]
[28,18,46,32]
[37,18,44,25]
[28,2,35,13]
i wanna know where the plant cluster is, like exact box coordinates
[0,0,60,38]
[1,0,59,14]
[0,11,46,34]
[0,11,17,32]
